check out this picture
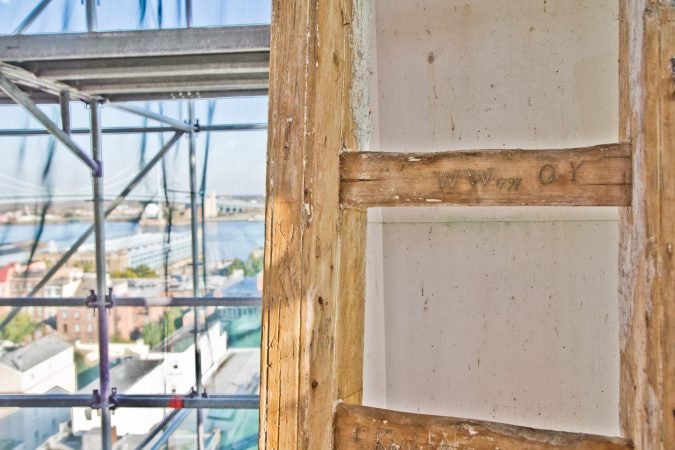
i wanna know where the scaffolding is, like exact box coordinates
[0,1,269,449]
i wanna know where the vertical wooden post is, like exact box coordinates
[619,2,674,449]
[260,0,366,449]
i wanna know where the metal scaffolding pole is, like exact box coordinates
[110,103,194,133]
[0,394,94,407]
[85,0,97,32]
[12,0,54,35]
[0,74,100,174]
[133,409,187,450]
[0,122,266,136]
[199,101,215,295]
[200,168,209,293]
[188,98,205,450]
[114,394,259,409]
[59,91,71,134]
[0,131,183,334]
[90,100,112,450]
[0,296,262,308]
[147,410,191,450]
[185,0,193,29]
[0,394,260,409]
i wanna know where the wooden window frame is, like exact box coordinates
[260,1,674,449]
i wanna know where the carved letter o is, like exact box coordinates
[539,165,556,184]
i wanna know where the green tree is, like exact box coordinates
[244,253,263,276]
[0,313,36,343]
[74,260,95,272]
[142,309,181,347]
[111,264,159,279]
[226,258,246,275]
[224,254,263,277]
[165,308,182,332]
[74,351,87,373]
[110,333,130,343]
[131,265,158,278]
[142,321,162,346]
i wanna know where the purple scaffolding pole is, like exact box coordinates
[90,100,112,450]
[188,100,205,450]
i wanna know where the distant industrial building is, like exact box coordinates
[78,231,192,272]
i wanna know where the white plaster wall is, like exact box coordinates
[372,0,618,152]
[364,214,386,404]
[362,0,621,437]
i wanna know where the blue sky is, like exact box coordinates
[0,0,271,31]
[0,0,270,200]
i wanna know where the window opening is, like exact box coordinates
[0,1,269,449]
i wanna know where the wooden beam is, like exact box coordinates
[261,0,366,449]
[335,208,366,407]
[334,403,633,450]
[341,143,631,207]
[619,2,675,449]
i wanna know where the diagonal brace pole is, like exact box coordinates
[12,0,54,35]
[136,409,190,450]
[110,103,194,133]
[0,74,100,175]
[0,131,184,333]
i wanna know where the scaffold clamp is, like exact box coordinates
[86,288,114,309]
[108,387,119,411]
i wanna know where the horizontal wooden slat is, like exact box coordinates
[334,403,633,450]
[340,143,631,207]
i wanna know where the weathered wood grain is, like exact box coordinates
[618,2,675,450]
[300,0,364,447]
[662,23,675,449]
[334,403,633,450]
[335,207,366,407]
[261,0,366,449]
[259,1,308,449]
[341,144,631,207]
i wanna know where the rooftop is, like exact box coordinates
[0,262,15,282]
[81,358,162,393]
[0,334,71,372]
[79,231,191,253]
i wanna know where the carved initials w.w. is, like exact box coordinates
[466,168,495,186]
[434,171,458,191]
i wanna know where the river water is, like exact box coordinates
[0,220,264,266]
